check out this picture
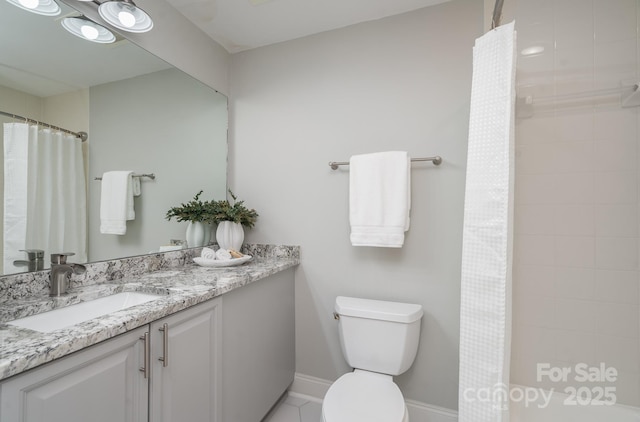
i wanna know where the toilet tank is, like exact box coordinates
[335,296,423,376]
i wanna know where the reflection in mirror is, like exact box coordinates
[88,68,227,263]
[2,122,88,275]
[0,0,228,275]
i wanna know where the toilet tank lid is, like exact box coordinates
[335,296,423,323]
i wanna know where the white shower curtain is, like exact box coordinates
[3,123,29,274]
[458,21,516,422]
[3,123,87,274]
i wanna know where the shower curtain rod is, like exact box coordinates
[0,110,88,142]
[491,0,504,29]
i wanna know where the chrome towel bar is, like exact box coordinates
[328,156,442,170]
[94,173,156,181]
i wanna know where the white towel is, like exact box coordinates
[349,151,411,247]
[201,247,216,260]
[100,171,136,235]
[215,248,232,261]
[132,176,141,197]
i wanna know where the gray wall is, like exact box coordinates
[229,0,481,410]
[88,68,227,261]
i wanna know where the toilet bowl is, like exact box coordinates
[321,296,423,422]
[322,370,408,422]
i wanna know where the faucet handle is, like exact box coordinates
[20,249,44,261]
[51,252,75,265]
[71,263,87,275]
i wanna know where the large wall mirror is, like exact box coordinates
[0,0,228,275]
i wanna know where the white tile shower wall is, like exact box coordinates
[510,0,640,407]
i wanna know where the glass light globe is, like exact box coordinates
[80,24,99,40]
[118,10,136,28]
[8,0,60,16]
[19,0,39,9]
[61,16,116,44]
[98,0,153,33]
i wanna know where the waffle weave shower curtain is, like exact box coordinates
[458,21,516,422]
[3,123,87,274]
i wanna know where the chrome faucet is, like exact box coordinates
[13,249,45,272]
[49,253,86,297]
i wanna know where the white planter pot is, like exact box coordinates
[203,224,212,245]
[186,221,208,248]
[216,221,244,251]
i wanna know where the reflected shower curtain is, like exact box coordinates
[458,22,516,422]
[3,123,87,274]
[3,123,29,274]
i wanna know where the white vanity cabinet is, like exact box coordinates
[0,326,149,422]
[149,297,221,422]
[0,267,295,422]
[0,297,221,422]
[221,268,295,421]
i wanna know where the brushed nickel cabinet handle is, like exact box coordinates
[139,332,150,378]
[158,323,169,367]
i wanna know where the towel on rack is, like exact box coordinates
[132,176,141,197]
[100,171,137,235]
[349,151,411,247]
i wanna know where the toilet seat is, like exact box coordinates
[322,371,408,422]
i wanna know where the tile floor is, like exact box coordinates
[263,393,323,422]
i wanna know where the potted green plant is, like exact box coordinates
[210,190,258,250]
[165,190,213,247]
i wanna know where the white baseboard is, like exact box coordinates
[404,399,458,422]
[289,372,458,422]
[289,373,332,400]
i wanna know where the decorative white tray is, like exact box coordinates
[193,255,252,268]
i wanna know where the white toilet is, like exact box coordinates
[322,296,423,422]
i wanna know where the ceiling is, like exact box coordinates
[0,0,452,98]
[163,0,453,53]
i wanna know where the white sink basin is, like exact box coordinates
[8,292,163,333]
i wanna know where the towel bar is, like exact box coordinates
[94,173,156,181]
[328,156,442,170]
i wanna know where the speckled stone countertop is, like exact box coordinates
[0,244,299,381]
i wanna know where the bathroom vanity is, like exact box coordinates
[0,245,298,422]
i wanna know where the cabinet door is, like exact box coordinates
[0,326,148,422]
[221,269,295,422]
[150,298,221,422]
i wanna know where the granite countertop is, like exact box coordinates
[0,245,299,382]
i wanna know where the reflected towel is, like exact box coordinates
[100,171,136,235]
[349,151,410,247]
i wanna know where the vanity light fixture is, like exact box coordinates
[98,0,153,33]
[61,15,116,43]
[5,0,60,16]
